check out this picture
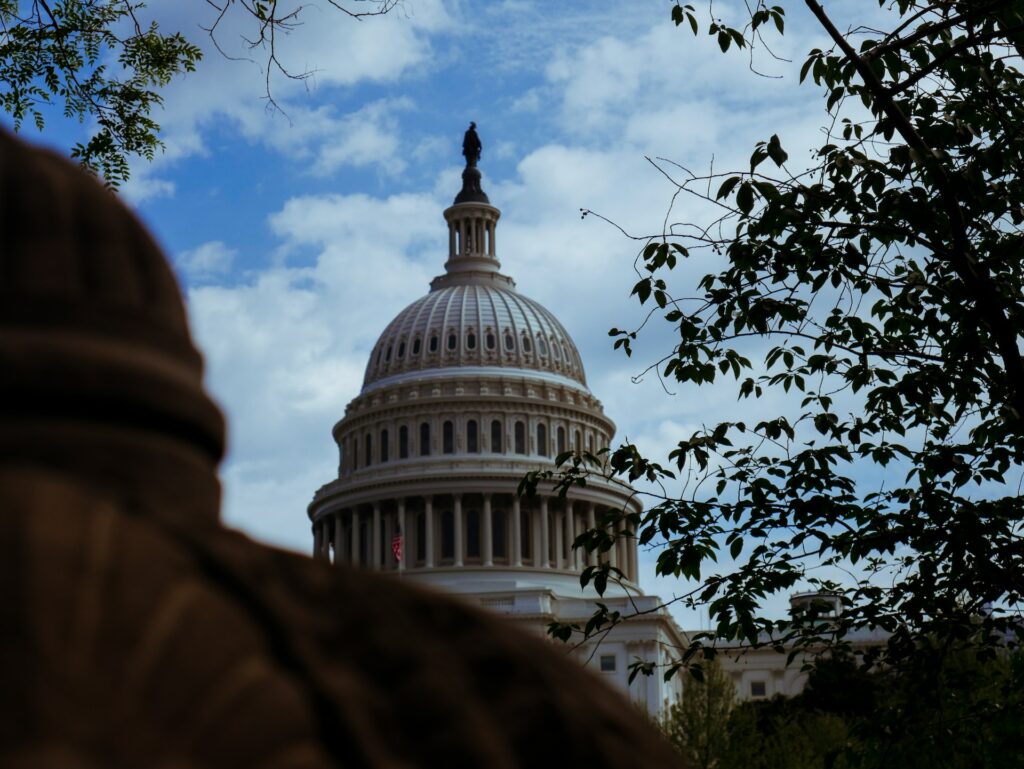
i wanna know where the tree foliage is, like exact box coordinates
[529,0,1024,683]
[661,658,735,769]
[0,0,395,186]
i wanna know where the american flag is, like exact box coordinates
[391,528,403,563]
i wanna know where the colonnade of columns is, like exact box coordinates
[311,493,639,583]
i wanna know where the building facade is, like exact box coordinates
[308,142,686,715]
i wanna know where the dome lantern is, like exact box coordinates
[431,123,514,291]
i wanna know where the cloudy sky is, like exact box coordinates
[20,0,883,628]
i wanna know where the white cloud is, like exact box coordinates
[177,240,237,281]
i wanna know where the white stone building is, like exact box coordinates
[308,141,687,716]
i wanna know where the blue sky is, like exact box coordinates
[20,0,887,628]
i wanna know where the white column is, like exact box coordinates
[397,498,406,572]
[453,495,464,567]
[350,509,360,566]
[554,506,564,569]
[333,512,344,566]
[627,520,638,583]
[587,503,597,568]
[512,496,522,567]
[425,496,435,568]
[609,516,619,570]
[482,494,493,567]
[566,501,577,570]
[312,520,323,559]
[372,503,381,570]
[540,497,550,568]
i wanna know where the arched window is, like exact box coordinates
[375,349,382,366]
[493,509,507,558]
[587,433,594,453]
[467,420,479,453]
[380,429,389,463]
[466,509,480,559]
[441,509,455,561]
[385,345,392,362]
[365,434,373,466]
[491,420,503,453]
[574,429,582,451]
[447,332,457,351]
[553,341,561,360]
[429,334,438,353]
[557,426,566,455]
[413,337,422,355]
[467,331,477,350]
[521,507,531,560]
[398,341,406,359]
[538,337,548,356]
[420,422,431,456]
[399,425,409,459]
[443,421,455,454]
[522,335,532,353]
[504,332,515,351]
[515,421,526,454]
[486,331,496,350]
[537,423,548,456]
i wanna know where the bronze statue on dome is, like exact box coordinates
[462,121,482,167]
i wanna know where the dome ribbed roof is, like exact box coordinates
[363,282,587,389]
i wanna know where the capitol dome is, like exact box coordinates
[308,136,641,600]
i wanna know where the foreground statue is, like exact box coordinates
[0,129,683,769]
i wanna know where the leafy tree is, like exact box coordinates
[0,0,395,186]
[531,0,1024,684]
[661,658,735,769]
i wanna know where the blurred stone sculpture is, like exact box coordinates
[0,129,684,769]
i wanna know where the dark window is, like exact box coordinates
[574,429,581,450]
[365,434,372,466]
[537,424,548,456]
[420,422,431,456]
[538,337,548,356]
[486,332,496,349]
[443,420,455,454]
[493,509,507,558]
[385,345,392,362]
[416,512,426,561]
[375,349,382,366]
[398,342,405,358]
[557,426,566,455]
[380,429,389,463]
[447,333,457,350]
[600,655,616,672]
[553,342,561,360]
[429,334,438,353]
[412,337,421,355]
[504,332,514,350]
[490,420,503,453]
[467,420,479,453]
[522,335,532,353]
[515,421,526,454]
[466,509,480,559]
[467,332,476,350]
[521,507,531,559]
[441,509,455,561]
[587,434,594,452]
[750,681,767,698]
[399,425,409,459]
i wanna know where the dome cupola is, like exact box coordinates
[309,125,640,599]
